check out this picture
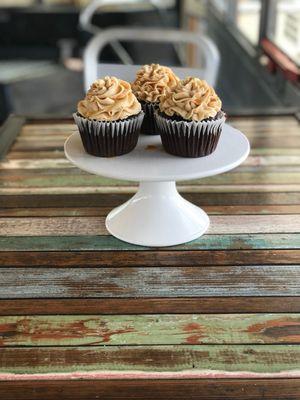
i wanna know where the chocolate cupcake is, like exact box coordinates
[74,76,144,157]
[155,77,226,158]
[132,64,179,135]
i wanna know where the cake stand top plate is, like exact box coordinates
[64,124,250,182]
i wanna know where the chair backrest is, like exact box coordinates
[83,27,220,91]
[79,0,139,34]
[79,0,174,34]
[79,0,177,65]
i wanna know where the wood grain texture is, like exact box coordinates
[0,379,300,400]
[7,150,65,159]
[0,205,299,217]
[0,297,299,315]
[0,233,298,251]
[0,215,299,236]
[2,155,300,170]
[2,185,300,196]
[0,115,299,393]
[0,314,300,346]
[0,266,299,298]
[0,345,300,375]
[6,148,300,159]
[2,192,299,208]
[1,249,298,267]
[1,171,300,188]
[10,134,300,150]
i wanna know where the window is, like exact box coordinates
[211,0,262,45]
[235,0,261,45]
[211,0,230,16]
[209,0,299,80]
[267,0,300,66]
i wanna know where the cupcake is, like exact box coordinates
[132,63,179,135]
[74,76,144,157]
[155,77,226,157]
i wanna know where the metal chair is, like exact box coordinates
[79,0,176,65]
[83,27,220,91]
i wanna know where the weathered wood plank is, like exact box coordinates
[230,115,298,125]
[3,157,300,170]
[2,165,300,175]
[236,128,300,137]
[1,192,299,208]
[2,185,300,195]
[14,135,70,143]
[0,159,73,170]
[6,148,300,160]
[0,207,110,217]
[10,141,65,152]
[0,265,299,298]
[1,379,300,400]
[245,156,300,166]
[7,151,65,160]
[1,171,300,187]
[231,125,300,136]
[0,345,300,376]
[241,148,300,155]
[13,118,300,132]
[10,136,300,150]
[21,121,73,129]
[0,233,299,251]
[2,156,300,170]
[0,215,298,236]
[0,205,299,217]
[1,249,298,267]
[1,297,299,315]
[19,131,74,138]
[1,314,300,346]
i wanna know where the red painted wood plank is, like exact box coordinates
[0,297,299,315]
[0,379,299,400]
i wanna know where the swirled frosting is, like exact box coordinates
[159,77,222,121]
[77,76,141,121]
[132,64,179,103]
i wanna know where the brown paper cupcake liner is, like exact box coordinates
[155,111,226,158]
[140,101,159,135]
[73,111,144,157]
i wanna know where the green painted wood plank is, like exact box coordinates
[0,233,299,251]
[0,265,299,298]
[0,314,300,346]
[1,345,300,375]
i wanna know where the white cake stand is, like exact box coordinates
[64,124,250,247]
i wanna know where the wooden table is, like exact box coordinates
[0,113,300,399]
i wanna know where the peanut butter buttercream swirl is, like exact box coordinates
[132,64,179,103]
[78,76,141,121]
[159,77,222,121]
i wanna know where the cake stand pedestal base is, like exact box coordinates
[105,181,209,247]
